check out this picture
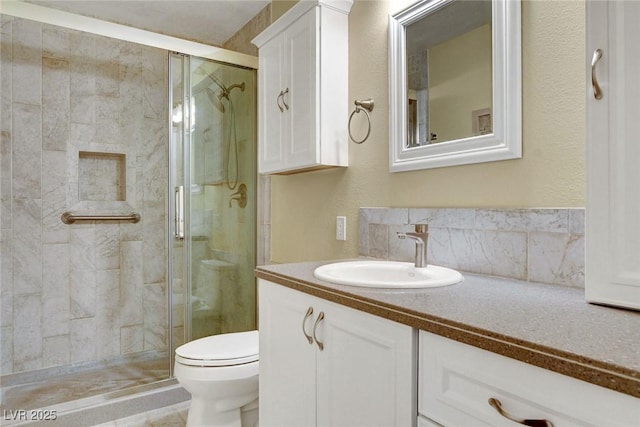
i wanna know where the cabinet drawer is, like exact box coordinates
[419,331,639,427]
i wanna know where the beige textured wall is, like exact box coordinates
[270,0,585,263]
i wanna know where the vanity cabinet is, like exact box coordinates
[251,0,351,175]
[418,331,639,427]
[585,0,640,309]
[258,279,415,427]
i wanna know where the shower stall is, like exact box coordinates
[0,13,257,418]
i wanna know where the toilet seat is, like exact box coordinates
[175,330,259,367]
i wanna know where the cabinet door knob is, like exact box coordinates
[591,48,604,100]
[488,398,554,427]
[302,306,314,344]
[313,311,325,351]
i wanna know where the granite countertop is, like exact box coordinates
[255,260,640,398]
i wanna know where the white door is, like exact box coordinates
[586,0,640,310]
[315,300,415,427]
[258,280,317,427]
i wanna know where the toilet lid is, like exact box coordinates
[175,330,259,367]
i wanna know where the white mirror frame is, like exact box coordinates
[389,0,521,172]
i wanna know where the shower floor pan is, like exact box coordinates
[1,353,169,413]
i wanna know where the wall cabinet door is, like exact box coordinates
[258,279,415,427]
[585,0,640,310]
[253,1,350,175]
[257,35,287,173]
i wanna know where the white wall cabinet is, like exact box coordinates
[418,331,639,427]
[585,0,640,309]
[258,279,415,427]
[252,0,351,175]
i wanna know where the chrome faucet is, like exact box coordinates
[397,224,428,268]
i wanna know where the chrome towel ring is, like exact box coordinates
[348,98,374,144]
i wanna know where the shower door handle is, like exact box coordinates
[174,186,185,240]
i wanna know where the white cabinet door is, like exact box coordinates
[586,0,640,309]
[259,280,316,427]
[257,36,286,173]
[316,298,415,427]
[285,6,318,170]
[258,279,415,427]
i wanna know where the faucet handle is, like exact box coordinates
[413,224,428,233]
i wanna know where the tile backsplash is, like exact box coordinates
[359,208,585,288]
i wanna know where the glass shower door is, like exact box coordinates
[170,54,257,364]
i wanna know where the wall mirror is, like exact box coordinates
[389,0,521,172]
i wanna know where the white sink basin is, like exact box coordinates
[313,260,463,288]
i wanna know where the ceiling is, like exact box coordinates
[25,0,270,46]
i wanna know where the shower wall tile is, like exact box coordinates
[11,19,42,106]
[142,200,166,285]
[142,118,168,201]
[96,270,121,359]
[43,335,70,368]
[2,16,168,375]
[95,95,121,145]
[121,325,144,354]
[43,25,70,61]
[42,57,70,151]
[95,38,121,97]
[1,326,13,375]
[70,226,96,270]
[12,198,42,295]
[43,243,70,337]
[70,268,97,319]
[143,283,166,350]
[96,224,121,270]
[13,293,43,372]
[0,16,12,133]
[120,240,144,327]
[0,131,11,231]
[70,317,97,363]
[43,296,70,338]
[12,102,41,199]
[361,208,585,287]
[42,149,69,244]
[0,229,12,327]
[142,46,167,120]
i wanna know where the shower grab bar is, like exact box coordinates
[61,212,140,224]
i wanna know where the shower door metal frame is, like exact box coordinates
[168,52,194,376]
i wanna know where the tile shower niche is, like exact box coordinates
[78,151,126,202]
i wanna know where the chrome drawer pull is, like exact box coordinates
[302,306,314,344]
[488,398,553,427]
[313,312,325,351]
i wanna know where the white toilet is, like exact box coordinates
[174,330,259,427]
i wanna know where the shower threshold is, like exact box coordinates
[1,351,170,415]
